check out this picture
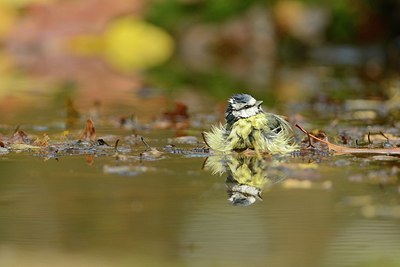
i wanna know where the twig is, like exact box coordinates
[306,131,315,148]
[379,131,389,141]
[368,132,372,148]
[141,137,151,151]
[114,139,120,152]
[13,125,20,135]
[201,132,211,148]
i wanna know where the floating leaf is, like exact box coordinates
[32,133,50,147]
[9,129,29,144]
[163,102,189,122]
[296,124,400,156]
[10,143,41,151]
[79,118,96,141]
[0,147,9,155]
[155,102,190,129]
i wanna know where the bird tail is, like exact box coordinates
[263,114,298,154]
[203,124,229,152]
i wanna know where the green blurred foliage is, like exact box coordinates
[149,62,278,105]
[147,0,264,30]
[148,63,248,98]
[145,0,398,99]
[201,0,261,21]
[326,0,357,43]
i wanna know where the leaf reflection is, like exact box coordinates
[204,155,287,207]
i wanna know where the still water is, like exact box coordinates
[0,115,399,267]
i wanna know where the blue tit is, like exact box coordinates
[204,94,298,154]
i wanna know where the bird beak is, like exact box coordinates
[256,100,263,107]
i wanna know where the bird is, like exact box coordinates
[204,94,298,154]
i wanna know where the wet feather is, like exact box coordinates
[205,94,297,154]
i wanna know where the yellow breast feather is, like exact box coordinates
[205,113,297,154]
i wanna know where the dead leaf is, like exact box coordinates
[371,155,399,161]
[79,118,96,141]
[10,143,41,151]
[296,124,400,156]
[155,102,190,129]
[139,137,164,159]
[10,130,29,144]
[163,102,189,122]
[33,134,50,147]
[140,148,164,159]
[0,147,9,155]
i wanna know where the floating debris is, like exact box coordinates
[296,123,400,156]
[10,143,41,151]
[0,147,9,155]
[79,118,96,141]
[103,165,152,176]
[167,136,198,144]
[163,144,210,157]
[281,179,332,190]
[139,137,164,159]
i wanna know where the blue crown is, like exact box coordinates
[229,94,253,104]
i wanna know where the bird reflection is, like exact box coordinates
[204,155,287,206]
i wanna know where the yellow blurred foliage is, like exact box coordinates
[0,3,16,38]
[70,17,175,72]
[69,35,104,56]
[0,51,24,98]
[0,51,13,72]
[0,0,52,7]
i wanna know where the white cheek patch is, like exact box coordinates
[248,98,256,106]
[233,106,259,118]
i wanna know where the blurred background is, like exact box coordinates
[1,2,400,266]
[0,0,399,120]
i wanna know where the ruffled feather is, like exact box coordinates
[204,112,298,154]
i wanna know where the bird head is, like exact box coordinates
[225,94,263,125]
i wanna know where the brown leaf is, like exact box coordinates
[296,124,400,156]
[163,102,189,122]
[33,134,50,147]
[79,118,96,141]
[10,143,40,151]
[10,130,29,144]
